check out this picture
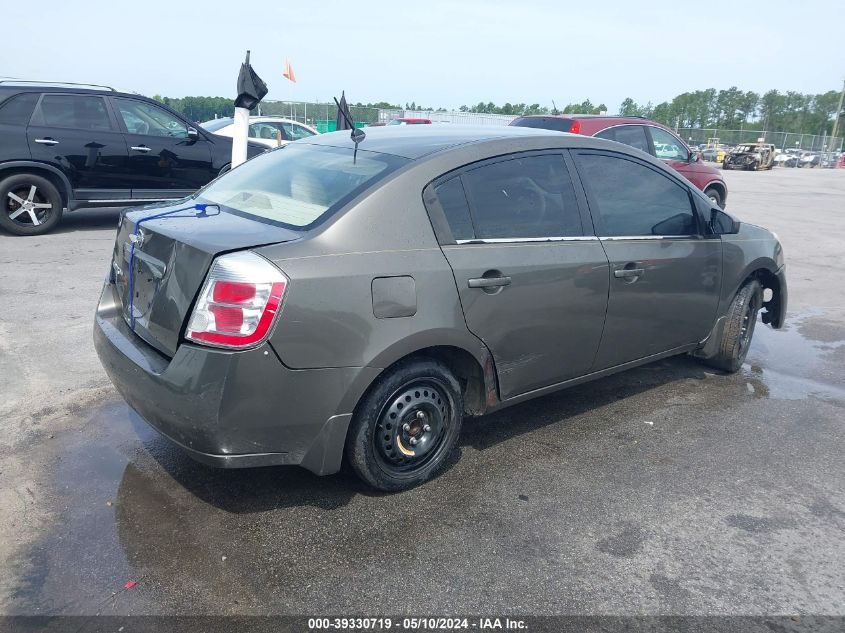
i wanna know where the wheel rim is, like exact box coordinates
[5,184,54,227]
[373,379,452,476]
[709,194,719,205]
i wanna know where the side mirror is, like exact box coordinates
[689,149,700,162]
[187,126,199,141]
[710,208,740,235]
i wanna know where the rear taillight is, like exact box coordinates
[570,120,581,134]
[186,251,288,349]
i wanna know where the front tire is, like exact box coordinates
[704,280,762,373]
[704,186,725,209]
[0,174,63,236]
[346,359,463,491]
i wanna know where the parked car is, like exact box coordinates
[0,81,267,235]
[723,143,775,171]
[94,126,786,491]
[510,115,728,209]
[701,147,727,163]
[799,152,821,168]
[774,150,801,168]
[388,118,432,125]
[200,116,318,149]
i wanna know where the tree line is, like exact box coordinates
[153,86,843,136]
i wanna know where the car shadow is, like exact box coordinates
[51,208,122,234]
[131,355,713,514]
[460,355,712,452]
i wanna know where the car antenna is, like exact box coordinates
[333,96,365,164]
[551,99,560,116]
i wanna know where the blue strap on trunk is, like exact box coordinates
[127,203,217,330]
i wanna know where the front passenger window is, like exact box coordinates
[115,99,188,138]
[578,153,697,237]
[649,127,689,161]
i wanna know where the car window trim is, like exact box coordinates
[30,92,118,132]
[455,236,599,245]
[571,148,703,238]
[423,149,587,245]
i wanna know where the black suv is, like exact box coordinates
[0,81,266,235]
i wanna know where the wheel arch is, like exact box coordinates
[738,266,785,329]
[0,161,73,208]
[347,343,498,420]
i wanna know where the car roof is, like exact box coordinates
[0,83,137,98]
[301,124,578,159]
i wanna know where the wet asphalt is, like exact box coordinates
[1,167,843,616]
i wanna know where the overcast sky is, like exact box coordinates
[4,0,843,110]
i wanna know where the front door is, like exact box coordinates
[428,152,610,400]
[27,93,130,200]
[111,97,214,199]
[573,150,722,370]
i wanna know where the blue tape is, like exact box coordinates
[127,203,218,330]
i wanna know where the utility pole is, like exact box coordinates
[830,78,845,153]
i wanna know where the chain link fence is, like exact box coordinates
[678,128,843,152]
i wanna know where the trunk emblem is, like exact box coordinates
[128,230,146,249]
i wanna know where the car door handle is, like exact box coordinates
[34,138,59,145]
[468,276,512,288]
[614,268,645,278]
[130,146,152,152]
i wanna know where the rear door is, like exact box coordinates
[111,97,215,200]
[27,93,130,200]
[426,151,609,400]
[572,150,722,369]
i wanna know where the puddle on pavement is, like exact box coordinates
[743,310,845,401]
[7,310,844,615]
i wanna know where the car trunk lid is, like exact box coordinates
[112,203,299,357]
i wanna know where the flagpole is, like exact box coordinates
[231,51,251,169]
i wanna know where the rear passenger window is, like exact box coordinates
[434,177,474,241]
[595,125,649,154]
[40,95,113,131]
[0,93,39,125]
[578,153,697,237]
[461,154,582,239]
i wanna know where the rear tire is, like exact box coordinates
[704,280,762,373]
[346,358,463,492]
[704,187,724,209]
[0,174,63,236]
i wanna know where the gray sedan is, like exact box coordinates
[94,126,787,491]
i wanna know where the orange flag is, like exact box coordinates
[283,60,297,83]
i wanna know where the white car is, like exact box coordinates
[200,116,318,148]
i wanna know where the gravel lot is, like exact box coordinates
[0,167,843,616]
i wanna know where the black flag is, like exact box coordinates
[335,91,353,131]
[234,51,267,110]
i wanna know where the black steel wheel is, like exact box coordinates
[346,358,463,491]
[0,173,63,235]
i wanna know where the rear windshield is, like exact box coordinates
[198,144,409,230]
[510,116,575,133]
[200,118,233,132]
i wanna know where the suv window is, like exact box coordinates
[0,92,39,125]
[434,177,474,241]
[282,122,315,140]
[511,116,575,133]
[460,154,582,239]
[578,153,697,237]
[649,127,689,160]
[115,99,188,138]
[595,125,649,153]
[249,122,280,141]
[40,95,113,131]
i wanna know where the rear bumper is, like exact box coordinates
[93,282,378,474]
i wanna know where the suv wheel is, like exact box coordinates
[346,358,463,491]
[703,280,762,373]
[704,187,724,209]
[0,174,63,235]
